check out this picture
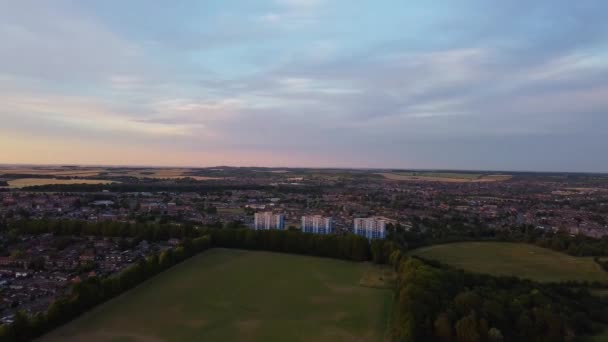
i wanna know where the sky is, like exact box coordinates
[1,0,608,172]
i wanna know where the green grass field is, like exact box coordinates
[40,249,392,342]
[411,242,608,283]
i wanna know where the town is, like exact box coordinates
[2,170,607,237]
[1,167,608,328]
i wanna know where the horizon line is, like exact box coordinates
[0,162,607,175]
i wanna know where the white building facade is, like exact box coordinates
[301,215,333,235]
[253,211,285,230]
[353,217,387,240]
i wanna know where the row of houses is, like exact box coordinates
[252,212,388,239]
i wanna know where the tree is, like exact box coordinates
[0,324,15,341]
[481,300,505,327]
[389,249,402,269]
[517,312,534,340]
[455,312,480,342]
[12,310,31,342]
[159,249,174,270]
[487,327,503,342]
[10,249,25,259]
[454,291,482,316]
[371,240,385,263]
[434,312,453,342]
[28,256,46,271]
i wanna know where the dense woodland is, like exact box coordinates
[389,256,608,342]
[0,220,607,341]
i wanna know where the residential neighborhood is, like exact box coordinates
[1,169,608,324]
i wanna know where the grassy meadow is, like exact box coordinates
[410,242,608,283]
[40,249,392,342]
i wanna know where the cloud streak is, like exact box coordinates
[1,0,607,171]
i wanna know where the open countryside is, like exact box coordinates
[0,166,225,180]
[40,249,392,342]
[380,172,512,182]
[411,242,608,283]
[5,179,116,189]
[0,167,106,178]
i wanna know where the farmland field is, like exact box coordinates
[410,242,608,283]
[104,168,224,180]
[7,178,116,188]
[40,249,392,342]
[380,172,512,182]
[0,166,224,180]
[0,167,104,177]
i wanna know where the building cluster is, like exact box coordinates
[301,215,333,235]
[0,233,175,324]
[253,212,285,230]
[354,217,388,240]
[1,169,608,322]
[2,175,607,240]
[253,212,387,240]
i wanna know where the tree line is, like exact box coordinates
[387,219,608,257]
[389,255,608,342]
[210,228,372,261]
[8,221,379,263]
[0,235,211,341]
[497,225,608,257]
[8,220,382,263]
[9,219,201,241]
[3,218,608,341]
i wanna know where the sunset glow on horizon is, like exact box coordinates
[1,0,608,171]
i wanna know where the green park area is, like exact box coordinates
[41,249,392,342]
[411,242,608,283]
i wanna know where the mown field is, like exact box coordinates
[40,249,392,342]
[410,242,608,283]
[6,178,116,188]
